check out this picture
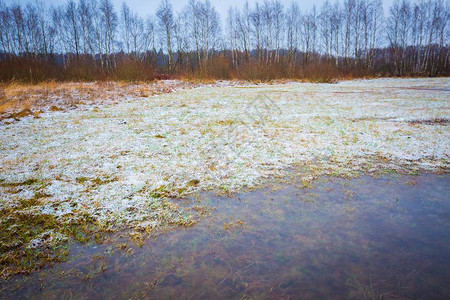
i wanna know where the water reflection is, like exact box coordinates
[2,174,450,299]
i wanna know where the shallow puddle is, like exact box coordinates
[2,173,450,299]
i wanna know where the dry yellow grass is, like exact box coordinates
[0,80,199,120]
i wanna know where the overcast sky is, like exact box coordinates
[9,0,395,21]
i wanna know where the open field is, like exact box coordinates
[0,77,449,278]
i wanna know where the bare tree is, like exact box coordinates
[319,1,333,60]
[184,0,221,72]
[66,0,80,57]
[301,7,318,65]
[387,0,411,75]
[120,2,145,58]
[173,11,189,68]
[226,7,238,67]
[272,0,284,63]
[100,0,118,68]
[286,2,300,68]
[78,0,94,55]
[343,0,355,64]
[421,0,448,75]
[0,1,15,55]
[121,2,131,54]
[144,16,157,65]
[250,2,263,62]
[237,1,251,61]
[331,1,343,65]
[11,3,29,54]
[156,0,175,72]
[366,0,383,68]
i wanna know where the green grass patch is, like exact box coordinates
[0,197,108,279]
[0,178,38,187]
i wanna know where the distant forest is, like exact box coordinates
[0,0,448,82]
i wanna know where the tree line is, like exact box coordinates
[0,0,448,82]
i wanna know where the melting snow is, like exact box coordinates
[0,78,449,226]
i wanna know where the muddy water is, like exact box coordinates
[2,174,450,299]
